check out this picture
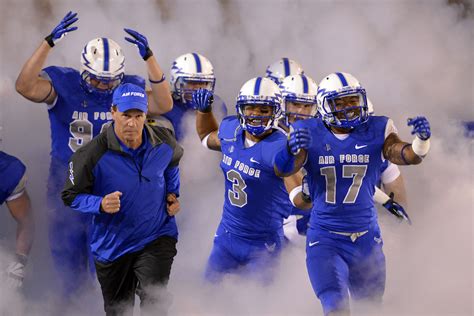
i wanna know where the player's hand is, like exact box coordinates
[5,254,27,289]
[407,116,431,140]
[192,88,214,113]
[45,11,78,47]
[124,28,153,61]
[382,192,412,225]
[288,126,312,155]
[101,191,122,214]
[166,193,180,216]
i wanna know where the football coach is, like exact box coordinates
[62,83,183,315]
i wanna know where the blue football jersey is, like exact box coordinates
[218,116,292,239]
[0,151,26,204]
[42,66,145,163]
[293,116,390,232]
[163,95,227,141]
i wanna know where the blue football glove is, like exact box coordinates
[407,116,431,140]
[124,28,153,60]
[383,192,412,225]
[288,127,312,155]
[45,11,78,47]
[192,88,214,113]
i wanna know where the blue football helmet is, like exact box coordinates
[279,74,318,125]
[317,72,369,129]
[80,38,125,98]
[236,77,282,136]
[170,53,216,108]
[265,58,304,85]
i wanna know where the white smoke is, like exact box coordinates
[0,0,472,315]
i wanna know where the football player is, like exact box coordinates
[192,77,296,283]
[15,11,172,300]
[0,151,34,289]
[274,72,431,315]
[265,57,304,85]
[277,74,319,244]
[148,52,227,141]
[280,78,410,244]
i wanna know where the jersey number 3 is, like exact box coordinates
[226,170,248,207]
[320,165,367,204]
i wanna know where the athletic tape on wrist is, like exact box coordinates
[289,186,303,207]
[412,137,430,157]
[201,133,211,149]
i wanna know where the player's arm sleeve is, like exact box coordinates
[381,118,399,162]
[384,118,399,139]
[5,158,27,202]
[381,162,401,184]
[61,148,102,214]
[40,67,58,109]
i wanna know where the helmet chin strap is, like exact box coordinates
[242,115,275,136]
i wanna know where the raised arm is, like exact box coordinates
[383,116,431,165]
[15,11,78,104]
[193,88,221,151]
[124,28,173,115]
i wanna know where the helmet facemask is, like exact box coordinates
[320,89,369,129]
[170,53,216,108]
[236,77,282,137]
[237,101,280,136]
[173,76,215,108]
[283,97,318,125]
[279,74,318,126]
[81,71,124,97]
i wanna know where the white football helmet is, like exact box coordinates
[80,38,125,96]
[317,72,369,129]
[170,53,216,107]
[265,58,304,85]
[236,77,282,136]
[279,74,318,125]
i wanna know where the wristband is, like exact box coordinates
[289,186,303,207]
[149,74,166,84]
[143,47,153,61]
[44,34,55,47]
[201,133,211,149]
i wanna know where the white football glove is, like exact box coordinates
[5,254,27,289]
